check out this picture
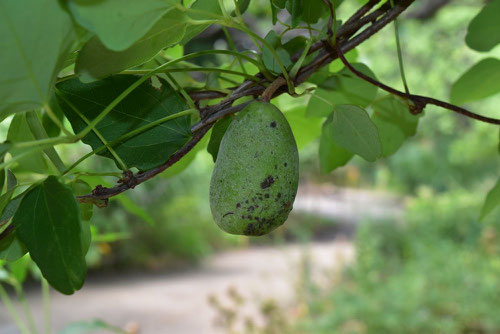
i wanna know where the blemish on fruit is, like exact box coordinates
[260,175,275,189]
[270,121,277,128]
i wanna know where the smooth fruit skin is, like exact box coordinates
[210,102,299,236]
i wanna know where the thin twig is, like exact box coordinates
[334,43,500,124]
[261,77,287,102]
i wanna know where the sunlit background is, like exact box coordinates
[1,0,499,333]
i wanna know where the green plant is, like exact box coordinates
[0,0,498,312]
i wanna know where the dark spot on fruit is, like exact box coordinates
[270,151,273,155]
[255,205,259,208]
[241,215,245,219]
[259,197,263,201]
[277,193,282,198]
[223,212,233,218]
[284,162,288,167]
[270,121,277,128]
[236,203,241,208]
[245,200,249,204]
[254,152,259,158]
[248,206,255,212]
[264,194,270,198]
[283,202,291,210]
[274,165,277,170]
[260,175,275,189]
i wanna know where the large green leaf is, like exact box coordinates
[67,0,177,52]
[56,76,192,171]
[7,114,47,174]
[181,0,222,45]
[465,0,500,52]
[372,95,420,157]
[319,117,353,174]
[0,0,76,117]
[450,58,500,106]
[480,178,500,221]
[76,9,188,82]
[12,176,86,294]
[307,63,378,117]
[330,105,382,162]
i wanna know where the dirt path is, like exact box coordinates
[0,241,354,334]
[0,186,401,333]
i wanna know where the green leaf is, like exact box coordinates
[0,143,9,192]
[67,0,177,52]
[1,194,22,223]
[306,88,336,118]
[282,36,307,56]
[273,0,287,8]
[306,63,378,117]
[371,95,420,157]
[319,117,353,173]
[181,0,222,45]
[76,9,188,82]
[0,233,27,263]
[6,170,17,191]
[7,114,47,174]
[42,95,65,138]
[208,116,233,162]
[56,75,192,171]
[450,58,500,106]
[8,255,31,284]
[262,31,293,74]
[235,0,251,14]
[302,0,326,24]
[286,0,303,27]
[0,0,76,117]
[465,0,500,52]
[58,318,125,334]
[330,105,382,162]
[480,178,500,221]
[12,176,86,294]
[0,189,14,218]
[284,106,323,150]
[114,194,155,226]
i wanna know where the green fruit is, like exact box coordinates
[210,101,299,236]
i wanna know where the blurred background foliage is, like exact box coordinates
[1,0,499,332]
